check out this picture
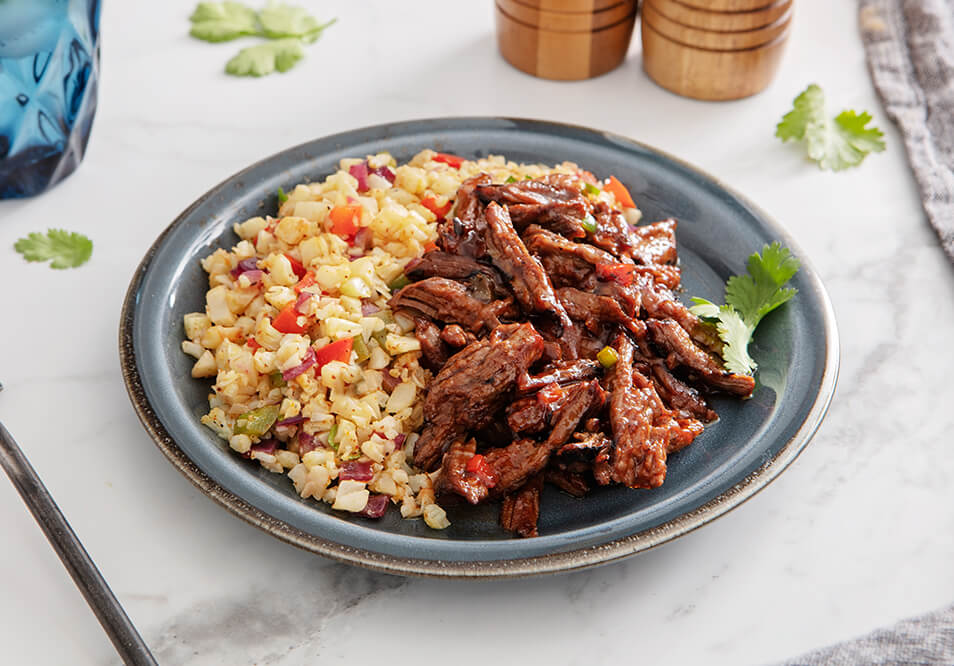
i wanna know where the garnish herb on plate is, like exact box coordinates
[189,1,336,77]
[776,84,885,171]
[14,229,93,269]
[689,242,800,376]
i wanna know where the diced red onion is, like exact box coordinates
[298,432,319,455]
[230,258,259,277]
[394,433,406,447]
[349,162,370,192]
[251,439,277,455]
[352,226,373,251]
[239,269,264,285]
[276,415,306,428]
[358,494,389,519]
[339,460,373,482]
[370,165,396,183]
[294,291,312,313]
[361,301,380,315]
[282,347,317,382]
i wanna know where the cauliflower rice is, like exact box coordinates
[181,149,628,529]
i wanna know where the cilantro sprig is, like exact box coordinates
[690,242,800,376]
[776,84,885,171]
[14,229,93,269]
[189,1,336,77]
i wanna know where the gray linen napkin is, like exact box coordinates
[784,603,954,665]
[859,0,954,261]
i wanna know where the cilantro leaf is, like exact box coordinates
[277,186,288,203]
[225,38,304,76]
[776,84,885,171]
[689,242,799,376]
[725,242,800,326]
[14,229,93,269]
[258,2,336,43]
[190,1,261,42]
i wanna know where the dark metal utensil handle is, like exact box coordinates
[0,421,158,666]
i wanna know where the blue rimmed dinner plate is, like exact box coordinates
[119,118,838,578]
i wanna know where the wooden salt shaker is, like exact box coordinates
[495,0,638,80]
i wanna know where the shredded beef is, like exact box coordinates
[439,324,474,348]
[413,322,544,470]
[516,359,601,394]
[389,277,502,334]
[405,251,508,299]
[544,467,590,497]
[414,316,449,371]
[392,171,766,536]
[500,473,544,538]
[438,174,491,257]
[483,203,576,338]
[436,439,489,505]
[646,318,755,397]
[594,334,669,489]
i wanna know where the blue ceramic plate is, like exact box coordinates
[120,118,838,578]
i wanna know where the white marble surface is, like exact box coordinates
[1,0,953,664]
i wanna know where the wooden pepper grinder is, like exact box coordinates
[495,0,638,80]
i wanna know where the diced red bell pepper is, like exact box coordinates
[465,454,496,488]
[605,175,636,209]
[246,337,261,351]
[294,271,317,294]
[420,196,452,219]
[596,262,636,286]
[537,384,566,405]
[273,303,308,334]
[284,253,306,280]
[329,204,362,239]
[433,152,465,168]
[314,338,353,371]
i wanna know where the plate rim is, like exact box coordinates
[118,116,839,578]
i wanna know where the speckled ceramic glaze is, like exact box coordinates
[119,118,838,578]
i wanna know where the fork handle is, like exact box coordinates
[0,422,157,666]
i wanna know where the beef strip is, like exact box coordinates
[593,334,669,489]
[544,467,590,498]
[506,203,588,239]
[413,322,544,470]
[523,225,622,289]
[476,178,586,207]
[632,263,681,290]
[438,174,491,257]
[633,274,722,352]
[646,318,755,397]
[404,251,509,299]
[557,286,644,337]
[414,316,449,371]
[556,431,612,461]
[439,324,475,348]
[516,359,601,394]
[500,472,544,538]
[638,357,717,422]
[435,439,488,505]
[630,219,678,266]
[389,277,501,334]
[482,202,577,344]
[588,201,637,258]
[507,396,549,434]
[484,379,605,497]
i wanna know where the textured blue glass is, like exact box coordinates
[0,0,101,199]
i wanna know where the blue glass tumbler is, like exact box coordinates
[0,0,101,199]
